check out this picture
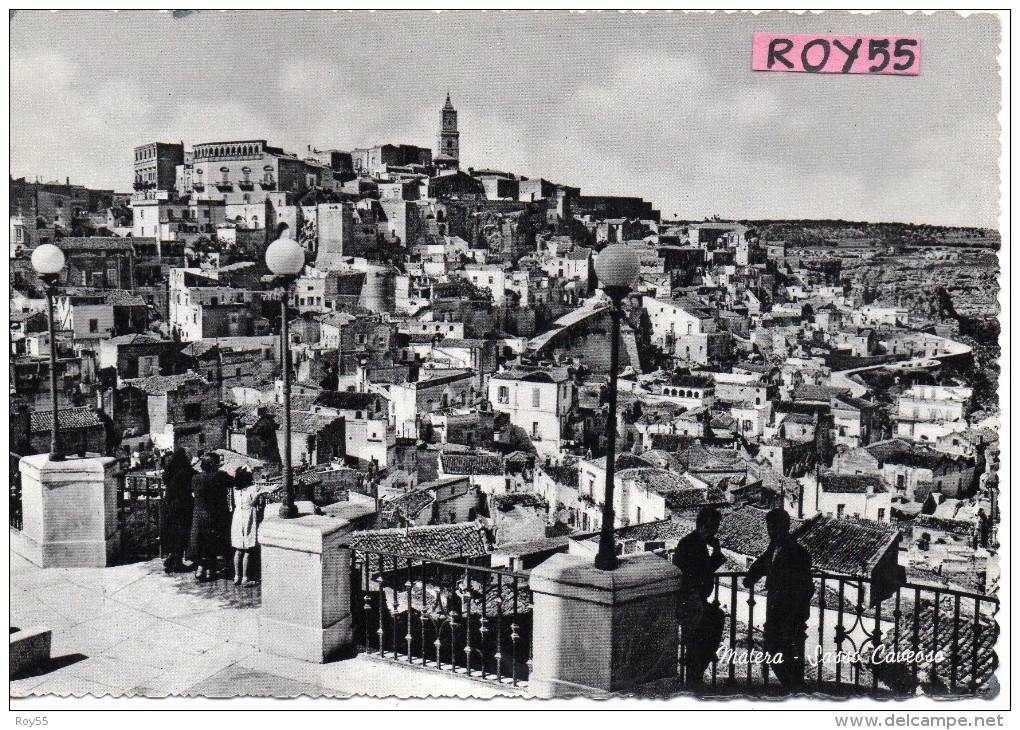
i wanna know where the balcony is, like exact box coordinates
[348,548,997,698]
[9,457,997,699]
[670,571,997,697]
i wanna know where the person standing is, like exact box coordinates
[743,508,815,690]
[189,452,232,581]
[673,506,726,687]
[229,468,273,586]
[160,447,195,574]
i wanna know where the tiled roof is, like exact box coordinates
[314,391,377,411]
[541,462,579,488]
[716,506,804,558]
[440,450,504,476]
[820,473,888,494]
[794,384,849,402]
[710,413,735,429]
[345,522,491,561]
[880,600,997,691]
[30,406,104,432]
[792,515,899,575]
[490,367,571,384]
[866,439,956,470]
[103,334,163,346]
[835,394,876,411]
[416,368,474,386]
[55,237,135,252]
[288,411,344,434]
[121,372,208,395]
[104,291,148,306]
[586,452,659,471]
[576,519,689,545]
[565,247,592,261]
[912,514,974,536]
[385,489,435,521]
[649,434,698,452]
[617,467,689,495]
[664,488,713,510]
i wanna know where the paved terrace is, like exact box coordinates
[9,550,518,699]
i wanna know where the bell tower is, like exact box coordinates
[437,92,460,169]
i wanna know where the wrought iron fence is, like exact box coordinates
[10,452,23,531]
[351,548,533,687]
[117,468,164,561]
[681,571,998,697]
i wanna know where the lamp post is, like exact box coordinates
[265,226,305,519]
[31,244,66,462]
[592,243,641,571]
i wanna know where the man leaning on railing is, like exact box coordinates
[744,508,814,691]
[673,506,726,688]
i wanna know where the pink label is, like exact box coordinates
[752,34,921,75]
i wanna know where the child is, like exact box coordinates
[229,468,266,585]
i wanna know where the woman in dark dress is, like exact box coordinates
[160,447,195,574]
[189,453,233,581]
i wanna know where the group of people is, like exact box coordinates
[159,448,274,585]
[672,506,815,692]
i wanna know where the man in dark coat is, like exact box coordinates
[744,508,815,690]
[160,447,194,574]
[673,506,726,686]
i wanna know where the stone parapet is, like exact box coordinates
[527,551,682,698]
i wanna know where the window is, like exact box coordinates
[236,367,242,377]
[877,508,886,522]
[636,507,641,524]
[498,386,509,404]
[532,388,541,408]
[837,504,845,519]
[183,403,202,421]
[89,319,99,333]
[532,422,540,438]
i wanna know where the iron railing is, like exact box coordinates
[10,452,23,531]
[681,571,998,697]
[117,469,164,561]
[351,548,533,688]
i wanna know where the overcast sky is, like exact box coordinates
[9,10,1002,227]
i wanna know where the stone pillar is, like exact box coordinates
[259,515,353,663]
[15,454,121,568]
[527,551,682,698]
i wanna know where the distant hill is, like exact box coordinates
[735,219,1000,250]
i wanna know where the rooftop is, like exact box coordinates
[794,515,899,575]
[29,406,104,433]
[121,372,209,395]
[344,522,491,562]
[819,473,889,494]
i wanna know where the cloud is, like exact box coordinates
[8,12,1001,227]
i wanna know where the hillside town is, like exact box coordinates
[10,93,1001,596]
[10,94,1001,697]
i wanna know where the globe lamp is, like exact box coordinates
[594,243,641,291]
[31,244,66,276]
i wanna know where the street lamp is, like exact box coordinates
[592,243,641,571]
[265,226,305,519]
[31,244,66,461]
